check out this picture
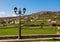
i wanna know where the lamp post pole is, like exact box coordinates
[14,7,26,39]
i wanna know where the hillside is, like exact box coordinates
[0,11,60,23]
[28,11,60,20]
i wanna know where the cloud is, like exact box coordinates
[0,12,5,14]
[0,11,6,17]
[12,14,17,16]
[7,14,18,17]
[0,12,18,17]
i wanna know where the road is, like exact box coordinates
[0,35,60,40]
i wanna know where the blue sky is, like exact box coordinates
[0,0,60,17]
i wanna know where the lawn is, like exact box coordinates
[0,25,57,36]
[22,28,56,35]
[0,28,18,36]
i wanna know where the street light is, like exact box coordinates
[14,7,26,39]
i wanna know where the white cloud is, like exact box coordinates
[0,12,5,14]
[7,14,18,17]
[0,12,18,17]
[0,11,6,17]
[12,14,17,16]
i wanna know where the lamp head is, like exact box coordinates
[14,7,17,13]
[23,8,26,14]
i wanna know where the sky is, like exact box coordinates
[0,0,60,17]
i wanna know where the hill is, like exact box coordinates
[0,11,60,20]
[0,11,60,25]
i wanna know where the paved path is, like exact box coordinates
[0,35,60,39]
[0,37,60,42]
[0,35,60,42]
[0,38,52,42]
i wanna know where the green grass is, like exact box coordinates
[0,28,18,36]
[0,26,57,36]
[0,22,57,36]
[22,28,56,35]
[57,29,60,32]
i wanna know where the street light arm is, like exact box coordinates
[15,13,19,15]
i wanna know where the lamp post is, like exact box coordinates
[14,7,26,39]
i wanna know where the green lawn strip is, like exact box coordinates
[0,28,56,36]
[0,26,57,36]
[21,28,56,35]
[0,28,18,35]
[57,29,60,32]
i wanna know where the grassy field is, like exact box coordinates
[0,28,18,36]
[0,25,57,36]
[0,20,59,36]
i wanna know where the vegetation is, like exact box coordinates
[0,23,57,36]
[0,11,60,36]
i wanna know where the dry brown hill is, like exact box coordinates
[0,11,60,20]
